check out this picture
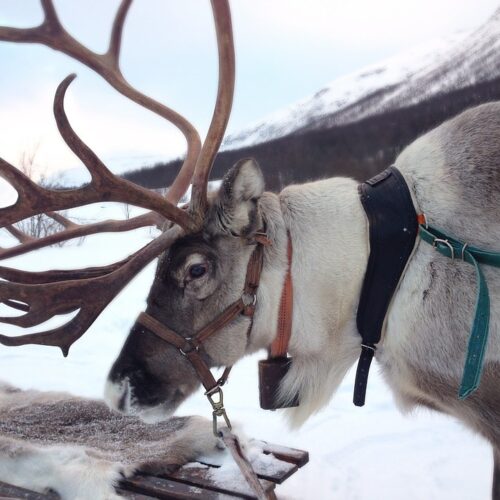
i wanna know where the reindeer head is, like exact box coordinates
[0,1,273,423]
[106,158,268,421]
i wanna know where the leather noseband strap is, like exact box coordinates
[135,235,269,416]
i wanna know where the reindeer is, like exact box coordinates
[0,1,499,498]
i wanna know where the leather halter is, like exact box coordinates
[136,232,284,499]
[135,233,270,434]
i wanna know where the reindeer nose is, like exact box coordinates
[105,358,139,413]
[106,359,166,409]
[117,380,130,412]
[104,376,130,414]
[108,363,131,384]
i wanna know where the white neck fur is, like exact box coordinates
[251,177,370,426]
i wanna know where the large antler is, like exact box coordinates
[0,0,201,207]
[0,0,235,353]
[0,74,194,240]
[0,226,183,356]
[190,0,235,223]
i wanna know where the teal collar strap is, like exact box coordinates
[419,224,500,398]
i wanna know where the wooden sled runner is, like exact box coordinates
[0,441,308,499]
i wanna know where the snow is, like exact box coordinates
[202,435,294,492]
[208,459,256,496]
[0,202,493,499]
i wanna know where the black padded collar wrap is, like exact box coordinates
[354,166,418,406]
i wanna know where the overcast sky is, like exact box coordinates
[0,0,498,179]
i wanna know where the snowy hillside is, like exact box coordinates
[54,153,173,188]
[224,7,500,150]
[0,202,493,499]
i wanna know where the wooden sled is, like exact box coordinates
[0,441,308,499]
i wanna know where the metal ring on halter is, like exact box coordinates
[361,343,376,353]
[461,243,469,261]
[242,292,257,307]
[432,238,455,261]
[179,338,199,357]
[205,384,223,398]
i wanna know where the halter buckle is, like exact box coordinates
[205,386,232,436]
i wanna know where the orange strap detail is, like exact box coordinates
[270,234,293,358]
[417,213,427,226]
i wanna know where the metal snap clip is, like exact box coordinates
[205,386,232,435]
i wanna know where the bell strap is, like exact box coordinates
[419,223,500,398]
[270,233,293,358]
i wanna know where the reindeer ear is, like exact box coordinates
[209,158,265,237]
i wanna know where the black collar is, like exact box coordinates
[354,166,418,406]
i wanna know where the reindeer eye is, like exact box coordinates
[188,263,207,279]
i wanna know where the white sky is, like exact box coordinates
[0,0,498,178]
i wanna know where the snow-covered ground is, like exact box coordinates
[0,203,493,499]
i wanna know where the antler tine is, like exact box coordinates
[0,225,183,355]
[0,157,42,202]
[107,0,133,66]
[0,0,200,206]
[190,0,235,224]
[5,226,35,244]
[0,75,194,234]
[1,300,29,313]
[53,74,126,185]
[0,212,161,261]
[0,2,238,355]
[40,0,60,26]
[46,212,76,229]
[0,251,137,285]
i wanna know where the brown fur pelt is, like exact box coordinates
[0,382,222,499]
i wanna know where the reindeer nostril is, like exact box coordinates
[117,382,130,412]
[172,389,184,404]
[109,358,140,385]
[117,368,165,408]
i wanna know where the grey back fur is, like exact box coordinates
[384,102,500,497]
